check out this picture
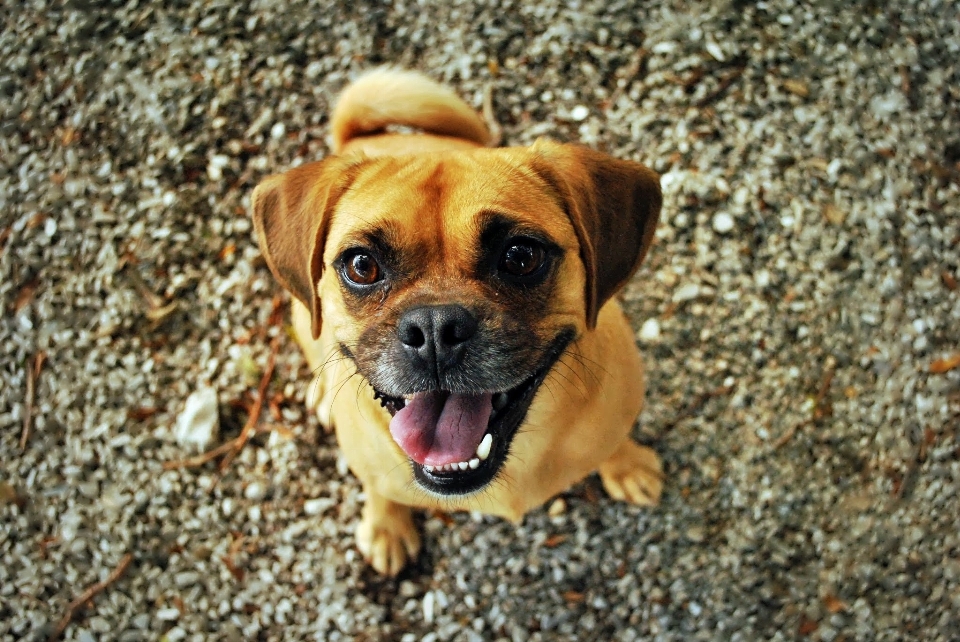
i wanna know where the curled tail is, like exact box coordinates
[329,68,491,152]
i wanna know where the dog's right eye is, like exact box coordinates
[343,252,382,286]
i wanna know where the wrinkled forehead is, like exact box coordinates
[325,151,577,263]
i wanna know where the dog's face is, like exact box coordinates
[252,140,661,496]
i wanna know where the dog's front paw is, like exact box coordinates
[599,440,663,506]
[356,500,421,576]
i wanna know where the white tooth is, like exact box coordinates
[458,461,469,471]
[468,458,480,469]
[476,433,493,461]
[492,392,509,411]
[424,465,434,472]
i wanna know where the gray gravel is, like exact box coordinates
[3,1,960,640]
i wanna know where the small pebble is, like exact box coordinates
[712,212,735,234]
[672,283,701,303]
[244,481,267,501]
[570,105,590,121]
[638,318,661,342]
[303,497,336,516]
[175,386,220,452]
[156,608,180,621]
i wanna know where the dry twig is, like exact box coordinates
[20,351,46,450]
[48,553,133,642]
[696,67,744,108]
[161,439,237,471]
[662,384,734,434]
[211,335,281,489]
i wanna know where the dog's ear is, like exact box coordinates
[530,139,662,328]
[251,158,363,339]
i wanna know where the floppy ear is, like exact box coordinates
[250,157,363,339]
[529,139,662,328]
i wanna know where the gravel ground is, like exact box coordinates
[3,1,960,640]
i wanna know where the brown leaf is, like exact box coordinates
[221,554,245,581]
[562,591,584,603]
[543,535,567,548]
[13,278,40,313]
[128,406,159,422]
[0,481,20,506]
[26,213,47,229]
[219,243,237,261]
[798,615,819,636]
[60,127,79,146]
[783,79,809,97]
[930,353,960,374]
[823,203,845,225]
[487,59,499,76]
[823,594,847,613]
[942,270,958,291]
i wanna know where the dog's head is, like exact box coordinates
[252,139,661,495]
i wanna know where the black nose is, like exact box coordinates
[397,305,478,374]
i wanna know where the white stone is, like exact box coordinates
[156,608,180,621]
[705,40,725,62]
[570,105,590,121]
[423,591,436,624]
[304,497,336,516]
[672,283,700,303]
[755,269,771,288]
[639,318,661,342]
[206,154,229,181]
[175,386,219,452]
[712,212,735,234]
[244,481,266,501]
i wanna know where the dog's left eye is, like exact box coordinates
[499,239,546,278]
[343,252,382,285]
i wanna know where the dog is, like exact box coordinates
[251,69,664,576]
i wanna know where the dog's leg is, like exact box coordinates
[356,489,421,576]
[598,439,663,506]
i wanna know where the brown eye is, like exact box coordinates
[499,240,546,277]
[344,252,381,285]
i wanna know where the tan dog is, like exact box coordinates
[251,69,663,576]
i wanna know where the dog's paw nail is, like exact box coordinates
[599,442,663,507]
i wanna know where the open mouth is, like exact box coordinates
[372,333,572,496]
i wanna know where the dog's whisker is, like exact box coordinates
[544,365,584,401]
[557,352,591,388]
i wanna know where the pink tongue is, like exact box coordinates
[389,391,493,466]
